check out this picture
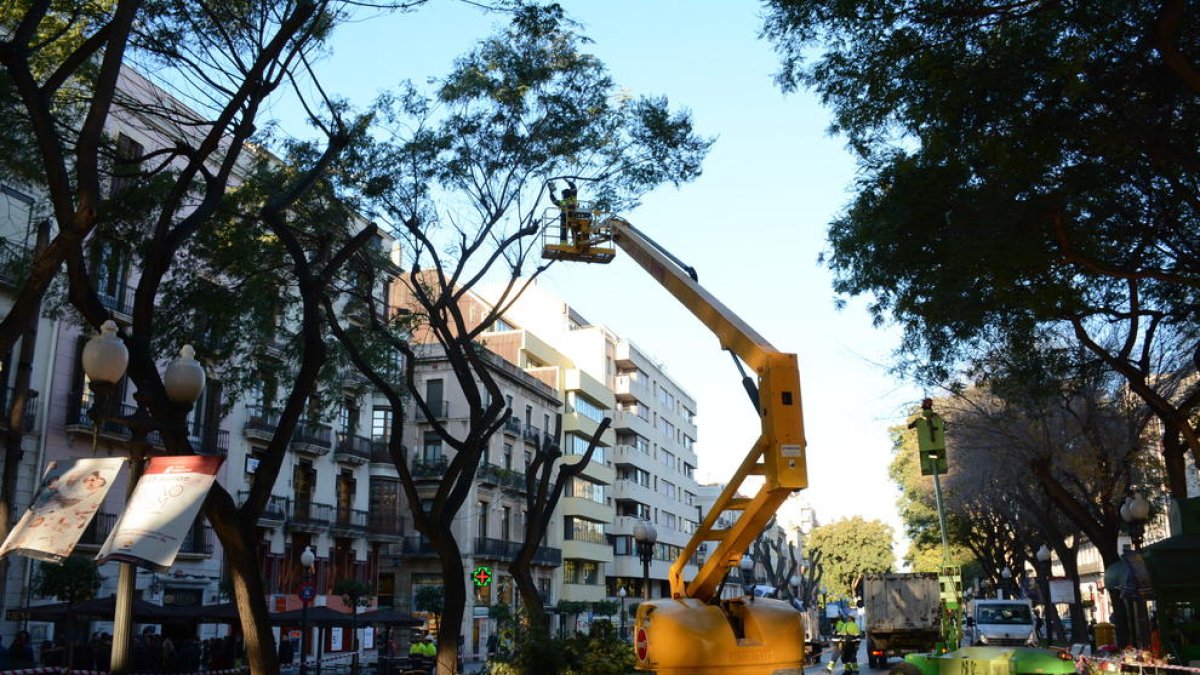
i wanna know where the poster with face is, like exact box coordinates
[96,455,223,572]
[0,457,126,564]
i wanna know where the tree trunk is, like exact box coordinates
[437,545,466,675]
[207,493,280,674]
[510,553,546,630]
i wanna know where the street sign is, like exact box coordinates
[635,627,649,662]
[298,582,316,602]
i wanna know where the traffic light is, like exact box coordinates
[910,400,947,475]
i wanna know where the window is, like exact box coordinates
[659,449,675,469]
[569,392,605,423]
[562,560,601,585]
[422,432,442,462]
[501,506,512,540]
[567,477,605,504]
[492,318,515,332]
[563,517,606,545]
[477,501,489,538]
[93,240,129,308]
[660,480,676,499]
[564,432,603,463]
[658,417,676,439]
[372,407,392,442]
[110,133,143,195]
[339,398,359,437]
[425,379,444,417]
[502,444,513,469]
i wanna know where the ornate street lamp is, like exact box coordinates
[1036,545,1052,645]
[789,573,803,606]
[633,521,657,601]
[83,322,206,675]
[1120,492,1151,550]
[300,545,316,675]
[1000,567,1012,600]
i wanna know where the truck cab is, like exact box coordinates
[969,599,1036,647]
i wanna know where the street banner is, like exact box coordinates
[0,457,125,564]
[97,455,223,572]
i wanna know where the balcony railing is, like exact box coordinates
[477,463,527,492]
[533,546,563,567]
[334,433,372,464]
[75,512,118,548]
[293,419,332,451]
[178,523,214,555]
[66,391,226,456]
[243,406,332,455]
[333,508,368,533]
[370,437,393,464]
[0,387,38,432]
[522,425,541,444]
[412,457,447,478]
[504,417,521,435]
[237,491,289,522]
[290,499,333,528]
[401,535,438,557]
[473,538,562,567]
[98,283,135,318]
[0,238,30,287]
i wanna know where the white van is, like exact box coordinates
[969,599,1037,647]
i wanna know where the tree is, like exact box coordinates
[760,0,1200,501]
[325,5,710,673]
[512,415,611,635]
[0,3,385,673]
[805,517,894,599]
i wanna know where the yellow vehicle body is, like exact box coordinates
[634,599,806,675]
[544,205,809,674]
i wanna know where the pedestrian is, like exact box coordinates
[1035,610,1045,645]
[8,631,33,668]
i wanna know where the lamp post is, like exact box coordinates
[633,521,657,601]
[618,586,628,639]
[1120,492,1151,647]
[739,555,755,600]
[83,321,206,675]
[299,545,316,675]
[789,574,803,607]
[1036,545,1052,645]
[1000,567,1012,599]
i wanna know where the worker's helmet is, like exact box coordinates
[424,634,435,642]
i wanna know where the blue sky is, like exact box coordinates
[277,0,924,560]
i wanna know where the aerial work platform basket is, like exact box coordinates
[540,203,615,263]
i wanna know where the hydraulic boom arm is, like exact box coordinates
[595,216,808,602]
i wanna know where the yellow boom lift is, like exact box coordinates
[543,200,809,675]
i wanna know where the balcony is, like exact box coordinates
[75,512,118,549]
[332,508,368,536]
[65,391,227,456]
[237,491,288,526]
[288,499,333,532]
[291,419,332,456]
[477,463,527,493]
[334,433,372,465]
[613,373,649,401]
[242,405,279,443]
[533,546,563,567]
[412,456,447,479]
[522,424,541,445]
[98,283,135,320]
[0,387,38,432]
[504,416,521,436]
[370,438,393,464]
[177,523,214,557]
[474,537,522,562]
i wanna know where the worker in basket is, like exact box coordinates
[826,610,862,673]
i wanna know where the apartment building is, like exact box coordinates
[476,283,702,604]
[0,67,403,665]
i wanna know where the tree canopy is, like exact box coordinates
[805,516,894,599]
[760,0,1200,499]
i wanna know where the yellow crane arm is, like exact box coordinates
[601,216,809,602]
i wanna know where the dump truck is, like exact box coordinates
[861,573,943,668]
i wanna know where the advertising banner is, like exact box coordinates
[97,455,222,572]
[0,458,125,564]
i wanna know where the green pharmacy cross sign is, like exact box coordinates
[473,565,493,588]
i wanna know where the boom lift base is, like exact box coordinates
[634,598,805,675]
